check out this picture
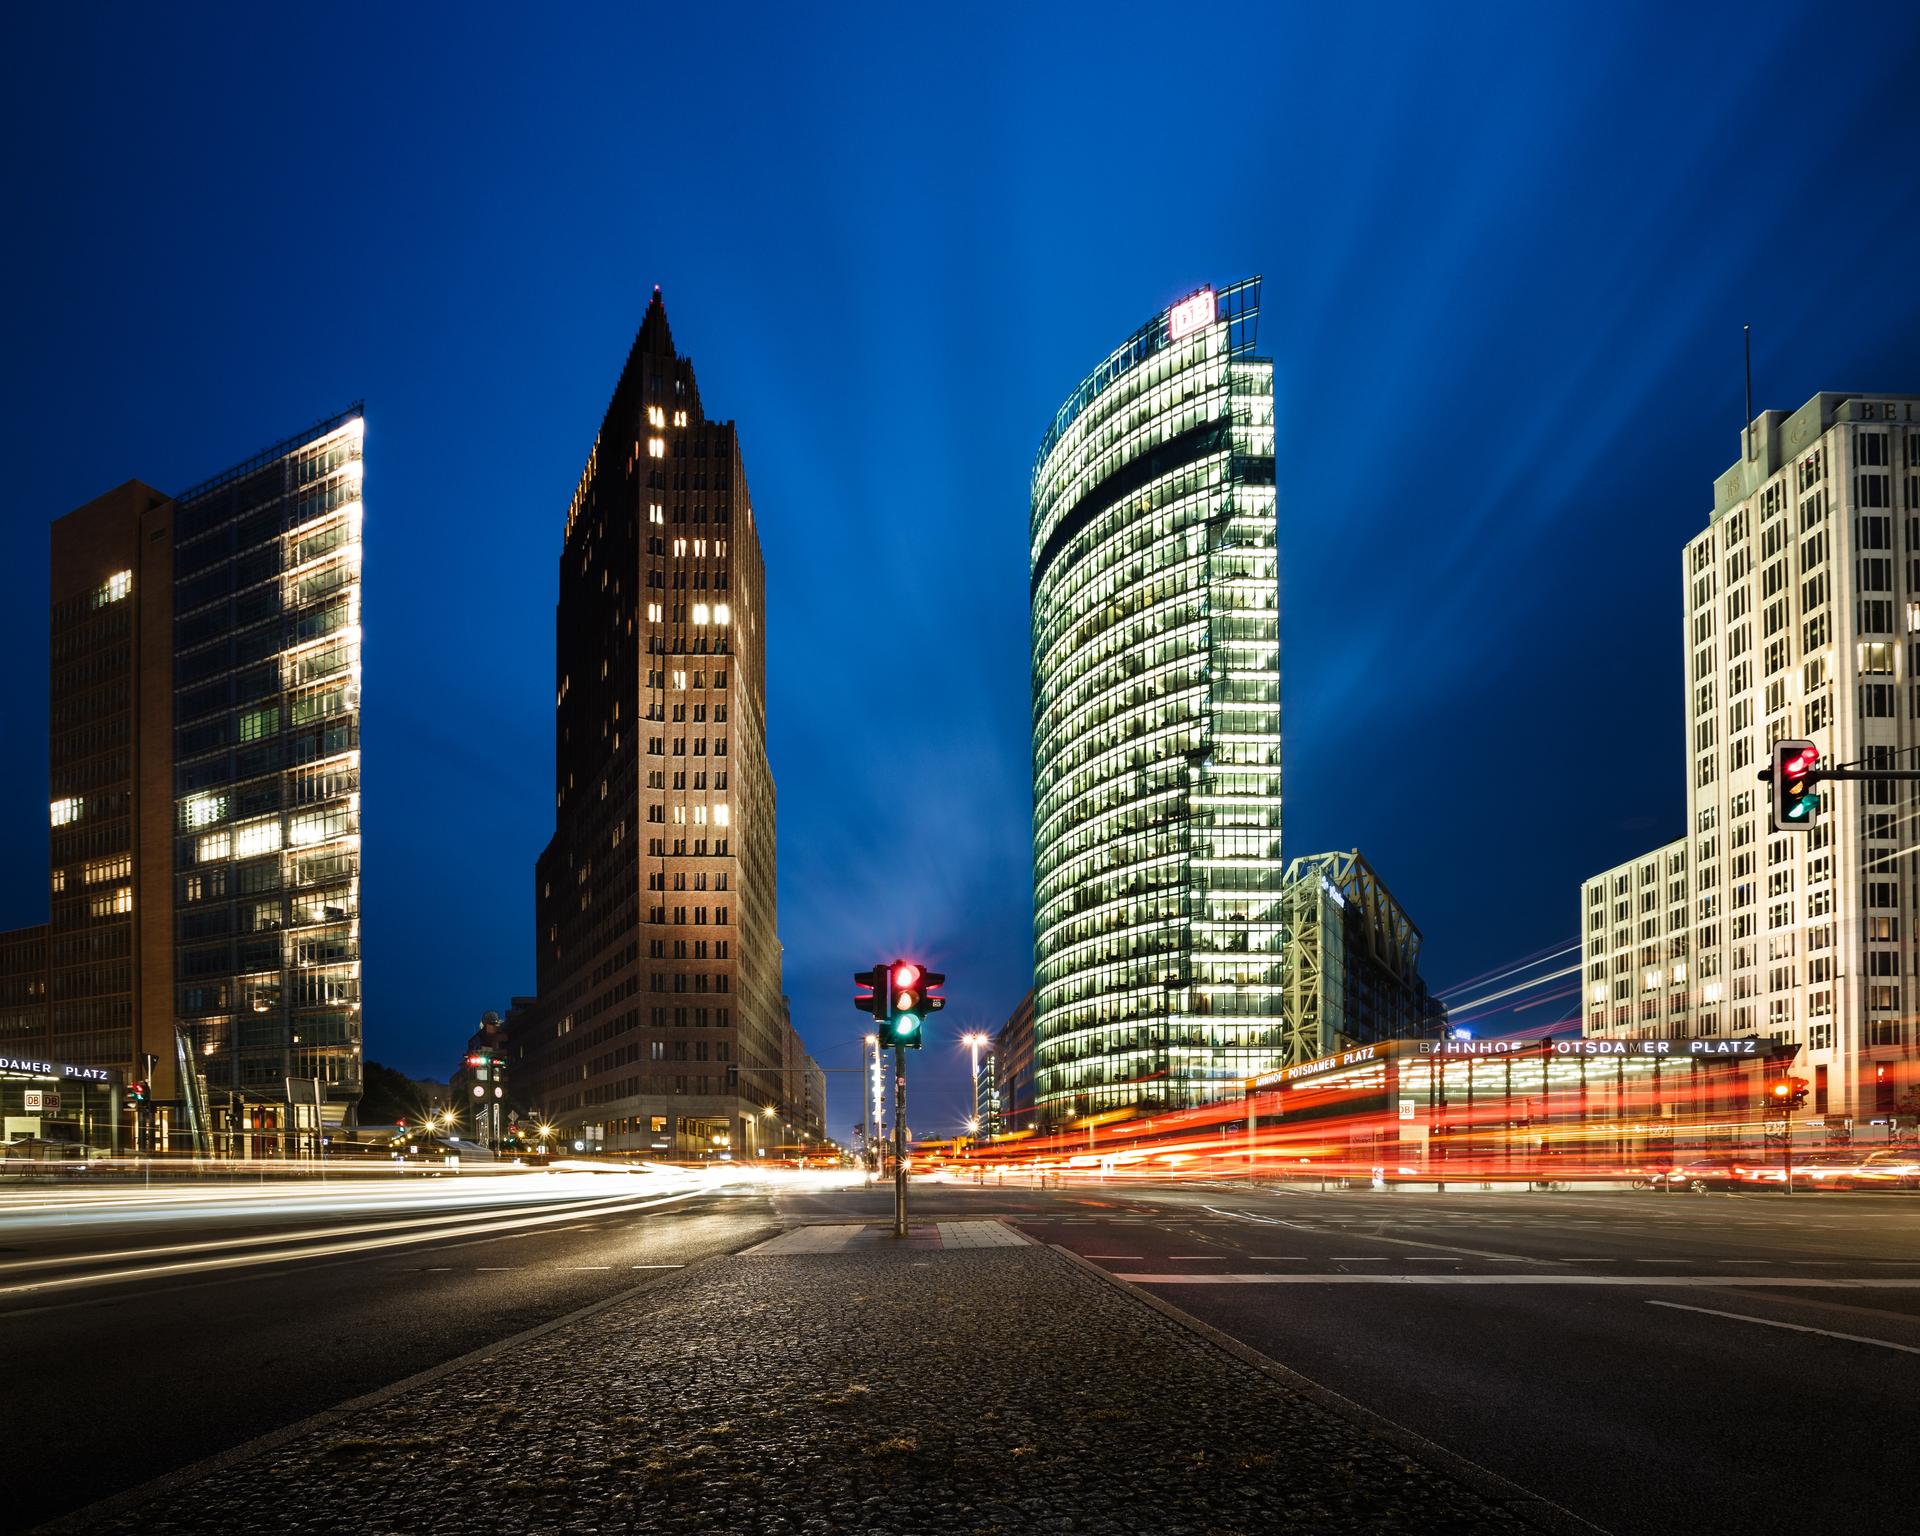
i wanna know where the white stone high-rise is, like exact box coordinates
[1582,392,1920,1121]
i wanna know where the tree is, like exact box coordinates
[359,1061,431,1129]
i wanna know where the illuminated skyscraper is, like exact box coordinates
[1029,279,1282,1127]
[9,406,368,1149]
[1582,391,1920,1120]
[170,409,367,1128]
[522,289,786,1157]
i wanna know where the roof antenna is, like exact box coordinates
[1743,324,1754,463]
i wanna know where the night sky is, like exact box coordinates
[4,5,1919,1143]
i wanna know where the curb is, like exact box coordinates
[1045,1242,1610,1536]
[34,1230,775,1534]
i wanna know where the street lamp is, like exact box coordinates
[865,1034,882,1176]
[961,1031,990,1134]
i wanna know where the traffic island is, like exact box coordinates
[57,1222,1578,1535]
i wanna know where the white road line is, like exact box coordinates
[1647,1299,1920,1354]
[630,1263,684,1269]
[559,1266,611,1271]
[1114,1275,1920,1287]
[1201,1205,1558,1265]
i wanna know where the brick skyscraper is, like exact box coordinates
[524,289,788,1158]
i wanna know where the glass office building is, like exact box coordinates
[171,408,365,1117]
[1030,279,1281,1127]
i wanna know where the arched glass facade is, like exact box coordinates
[1030,279,1282,1127]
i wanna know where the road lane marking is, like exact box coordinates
[1647,1299,1920,1354]
[1114,1275,1920,1287]
[630,1263,685,1269]
[559,1265,611,1270]
[1201,1206,1560,1265]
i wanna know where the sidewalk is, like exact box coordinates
[64,1222,1557,1536]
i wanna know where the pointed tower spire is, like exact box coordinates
[636,283,675,357]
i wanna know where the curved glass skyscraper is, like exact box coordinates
[1030,279,1281,1127]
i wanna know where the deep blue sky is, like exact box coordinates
[4,5,1919,1141]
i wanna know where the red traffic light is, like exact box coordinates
[1769,738,1821,831]
[893,963,920,989]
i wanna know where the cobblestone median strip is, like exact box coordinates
[61,1233,1573,1536]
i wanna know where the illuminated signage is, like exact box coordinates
[1250,1044,1380,1090]
[1169,288,1215,341]
[1420,1040,1528,1057]
[1418,1037,1762,1060]
[1550,1039,1759,1058]
[0,1056,114,1082]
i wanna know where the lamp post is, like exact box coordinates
[865,1033,882,1178]
[961,1031,990,1135]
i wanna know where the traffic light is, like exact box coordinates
[886,961,924,1048]
[127,1080,150,1106]
[1768,739,1820,831]
[856,961,946,1047]
[1766,1075,1809,1112]
[853,966,888,1022]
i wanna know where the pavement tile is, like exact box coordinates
[80,1235,1541,1536]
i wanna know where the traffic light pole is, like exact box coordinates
[1760,764,1920,787]
[892,1044,908,1238]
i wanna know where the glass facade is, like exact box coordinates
[170,409,365,1108]
[1030,279,1281,1126]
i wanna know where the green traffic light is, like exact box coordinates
[892,1014,919,1039]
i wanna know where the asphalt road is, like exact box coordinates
[821,1177,1917,1536]
[0,1171,779,1531]
[10,1173,1916,1535]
